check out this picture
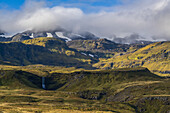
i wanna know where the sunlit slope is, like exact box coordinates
[0,67,169,113]
[22,37,98,64]
[0,40,92,68]
[46,67,162,90]
[94,41,170,76]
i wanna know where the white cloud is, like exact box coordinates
[0,0,170,40]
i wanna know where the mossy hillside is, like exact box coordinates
[46,67,162,91]
[0,95,40,103]
[0,70,42,89]
[135,96,170,113]
[67,39,129,52]
[22,37,68,51]
[0,41,93,68]
[0,68,169,113]
[94,41,170,76]
[22,37,98,64]
[0,64,88,77]
[67,39,148,58]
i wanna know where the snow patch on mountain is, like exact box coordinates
[72,33,85,38]
[47,33,53,37]
[30,33,34,38]
[81,52,87,56]
[89,54,94,57]
[55,32,72,41]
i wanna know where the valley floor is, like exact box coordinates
[0,79,169,113]
[0,89,124,113]
[0,66,169,113]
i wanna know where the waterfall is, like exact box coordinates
[42,77,45,89]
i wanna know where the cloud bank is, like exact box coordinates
[0,0,170,40]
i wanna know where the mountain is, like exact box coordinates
[1,29,163,45]
[12,33,31,41]
[0,38,94,68]
[113,33,154,44]
[67,38,151,53]
[67,38,129,52]
[67,38,149,59]
[0,31,5,35]
[0,31,12,42]
[22,37,98,64]
[94,41,170,76]
[0,36,12,42]
[0,32,169,76]
[1,29,167,45]
[10,29,98,42]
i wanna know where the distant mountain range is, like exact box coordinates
[0,28,168,44]
[113,33,154,44]
[0,35,169,76]
[0,28,169,76]
[0,28,98,42]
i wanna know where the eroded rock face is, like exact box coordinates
[12,34,31,41]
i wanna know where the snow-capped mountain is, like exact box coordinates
[11,28,98,42]
[0,31,12,42]
[0,28,168,44]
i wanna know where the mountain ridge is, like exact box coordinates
[1,28,168,44]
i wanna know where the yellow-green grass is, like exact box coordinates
[0,88,135,113]
[0,67,169,113]
[0,65,86,76]
[93,41,170,76]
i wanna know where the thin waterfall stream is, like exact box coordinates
[42,77,45,89]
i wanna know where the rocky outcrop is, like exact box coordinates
[12,33,31,41]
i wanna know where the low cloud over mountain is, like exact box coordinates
[0,0,170,40]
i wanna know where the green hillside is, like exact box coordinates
[0,68,169,113]
[22,37,97,60]
[0,70,41,89]
[0,38,94,68]
[67,39,148,58]
[94,41,170,76]
[23,37,98,65]
[67,38,129,52]
[46,67,161,90]
[0,38,169,112]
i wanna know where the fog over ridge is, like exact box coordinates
[0,0,170,40]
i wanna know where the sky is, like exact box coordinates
[0,0,123,12]
[0,0,170,40]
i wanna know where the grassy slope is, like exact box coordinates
[67,39,148,59]
[0,70,42,89]
[67,39,128,52]
[22,37,98,64]
[47,67,161,91]
[0,38,94,68]
[94,41,170,76]
[0,67,169,112]
[0,64,86,77]
[0,39,169,112]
